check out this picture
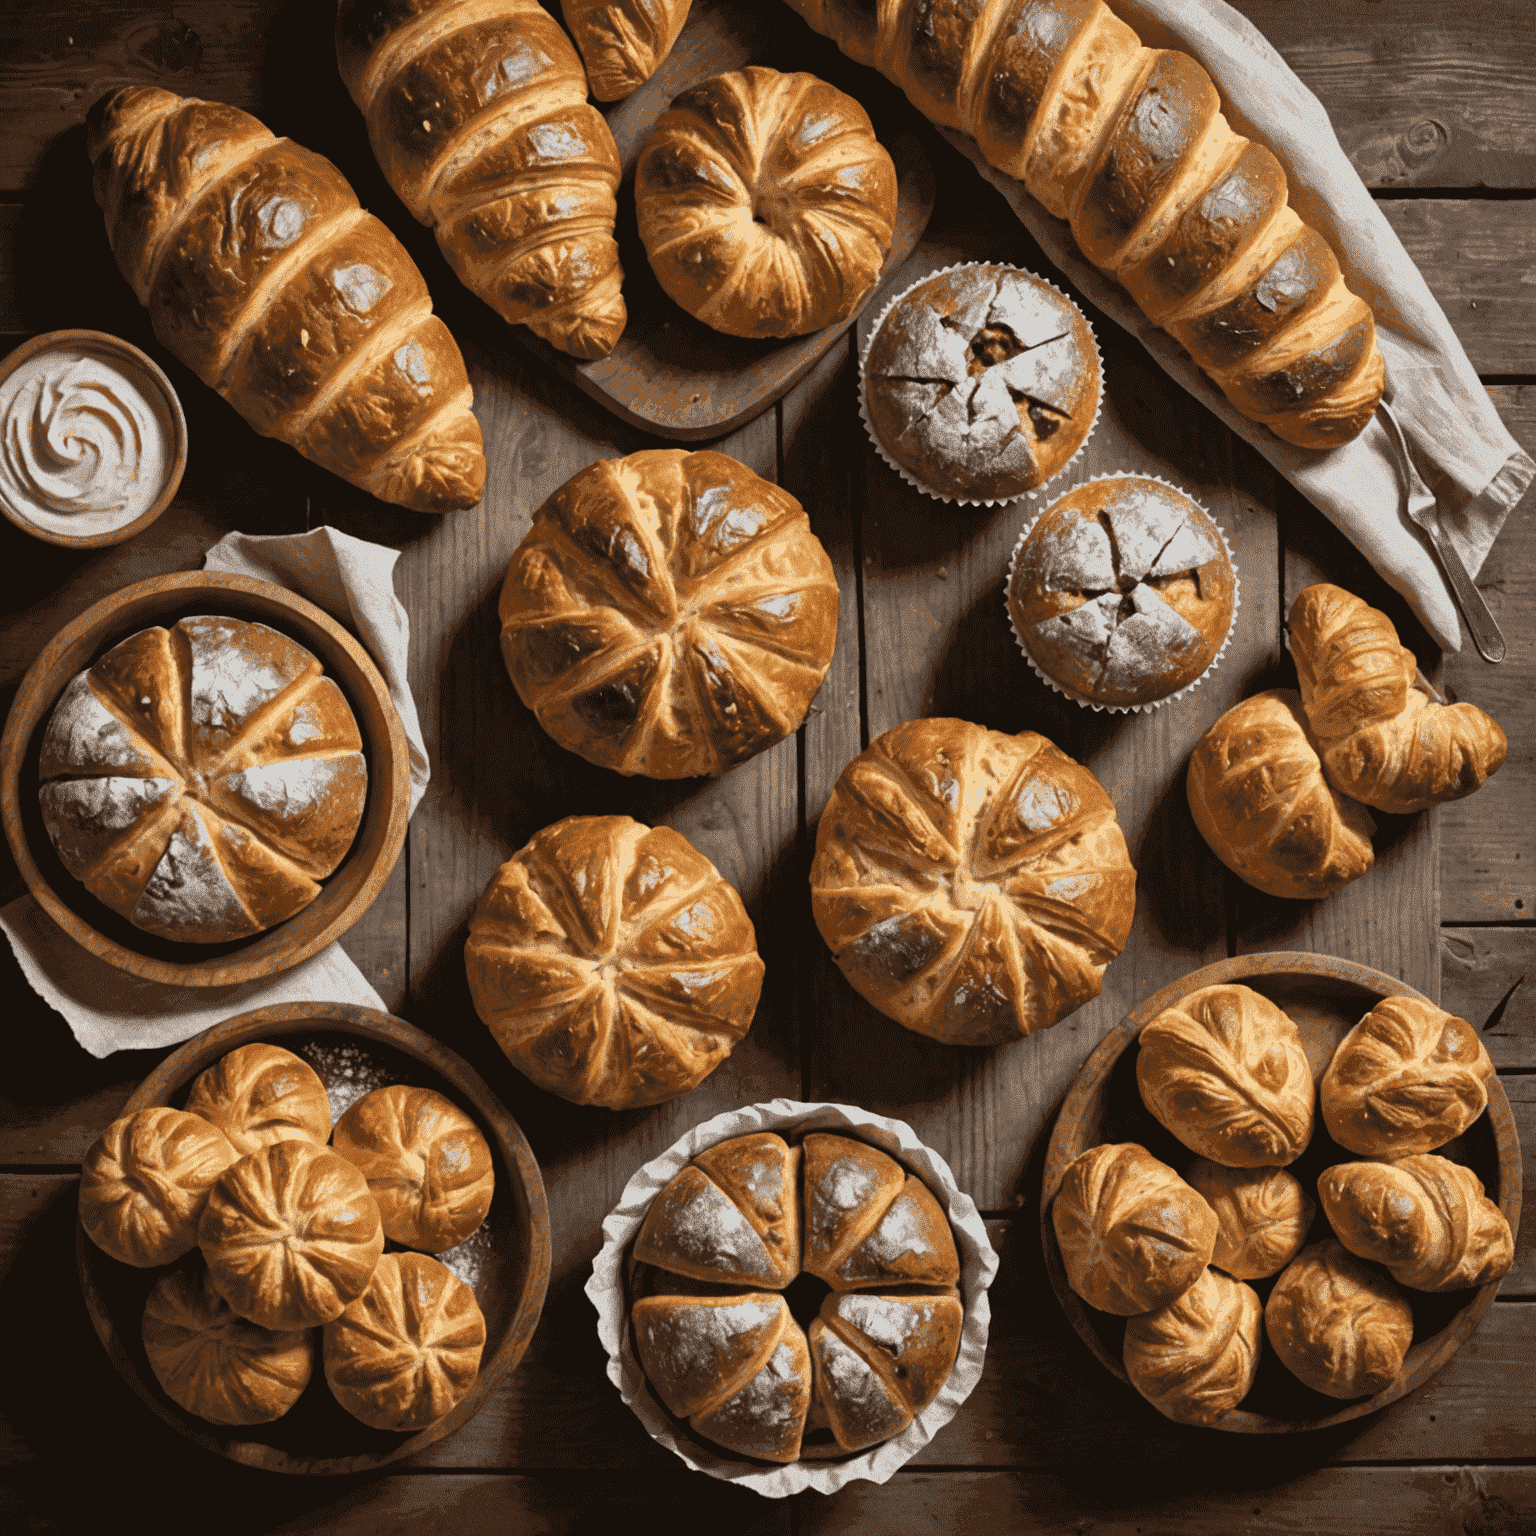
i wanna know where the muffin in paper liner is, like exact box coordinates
[859,262,1103,507]
[1004,471,1241,715]
[586,1099,998,1498]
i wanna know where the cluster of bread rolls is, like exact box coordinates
[1188,583,1507,900]
[80,1042,494,1431]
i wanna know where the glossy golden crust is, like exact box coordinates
[465,815,764,1109]
[499,449,838,778]
[1184,1159,1314,1280]
[564,0,692,100]
[184,1043,333,1158]
[86,85,484,512]
[636,67,897,338]
[810,718,1135,1045]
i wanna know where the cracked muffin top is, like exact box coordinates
[1007,476,1237,708]
[861,264,1100,502]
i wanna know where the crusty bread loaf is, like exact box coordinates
[784,0,1384,448]
[86,86,484,512]
[336,0,626,360]
[636,66,896,337]
[563,0,691,99]
[1184,1159,1314,1280]
[184,1043,333,1157]
[38,617,368,944]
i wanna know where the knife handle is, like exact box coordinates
[1428,525,1507,663]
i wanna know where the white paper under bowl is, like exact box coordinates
[586,1099,999,1498]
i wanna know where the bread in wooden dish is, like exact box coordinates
[86,86,484,512]
[1318,1155,1514,1293]
[1007,475,1236,708]
[184,1043,334,1157]
[811,718,1136,1045]
[1265,1239,1413,1399]
[1186,689,1376,900]
[142,1265,314,1425]
[336,0,626,360]
[499,449,839,777]
[1289,583,1507,814]
[862,263,1100,502]
[1136,983,1314,1167]
[564,0,691,99]
[1321,995,1493,1157]
[323,1251,487,1430]
[332,1085,495,1252]
[1183,1159,1314,1281]
[38,617,369,944]
[1122,1266,1262,1425]
[79,1108,239,1267]
[783,0,1384,448]
[1051,1142,1216,1315]
[636,67,897,337]
[199,1140,384,1330]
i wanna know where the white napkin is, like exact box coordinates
[934,0,1534,652]
[0,525,423,1057]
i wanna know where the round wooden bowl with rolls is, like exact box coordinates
[76,1002,551,1475]
[0,570,409,986]
[1041,952,1521,1432]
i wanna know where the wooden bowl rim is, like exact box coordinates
[76,1001,553,1475]
[0,569,410,986]
[1040,950,1524,1434]
[0,329,188,548]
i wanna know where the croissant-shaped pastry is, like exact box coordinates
[336,0,627,360]
[1318,1155,1514,1293]
[784,0,1384,448]
[563,0,692,100]
[86,86,485,513]
[1289,584,1507,813]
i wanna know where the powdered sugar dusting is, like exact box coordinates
[220,757,348,819]
[834,1293,931,1351]
[665,1180,778,1280]
[39,671,160,778]
[298,1040,403,1121]
[133,804,252,937]
[844,1190,933,1272]
[182,617,304,735]
[809,1157,876,1246]
[39,776,176,876]
[649,1297,778,1380]
[436,1221,493,1294]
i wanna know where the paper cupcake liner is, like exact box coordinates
[1003,470,1242,715]
[858,261,1103,508]
[586,1099,1000,1499]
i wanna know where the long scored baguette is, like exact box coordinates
[336,0,627,360]
[86,86,486,513]
[785,0,1384,449]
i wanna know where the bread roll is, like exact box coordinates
[1319,1155,1514,1292]
[1289,583,1507,814]
[38,617,368,944]
[142,1265,313,1425]
[1265,1239,1412,1399]
[1186,689,1376,900]
[199,1140,384,1330]
[184,1042,333,1158]
[1122,1266,1262,1425]
[1051,1142,1216,1315]
[1137,984,1314,1167]
[332,1085,495,1253]
[323,1252,486,1430]
[564,0,692,100]
[87,86,484,511]
[1321,996,1493,1157]
[1184,1159,1314,1280]
[811,718,1136,1045]
[79,1108,239,1267]
[465,815,765,1109]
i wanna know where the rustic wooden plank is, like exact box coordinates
[1442,927,1536,1068]
[1501,1073,1536,1296]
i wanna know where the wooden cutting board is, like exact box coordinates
[512,0,936,441]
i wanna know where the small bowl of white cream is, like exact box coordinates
[0,329,187,548]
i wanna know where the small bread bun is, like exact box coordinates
[183,1042,332,1157]
[1184,1160,1315,1280]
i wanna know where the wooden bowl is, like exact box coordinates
[1041,951,1522,1433]
[0,329,187,548]
[76,1002,552,1474]
[0,570,409,986]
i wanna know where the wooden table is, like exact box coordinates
[2,3,1532,1529]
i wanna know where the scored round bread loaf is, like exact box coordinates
[499,448,838,778]
[79,1107,239,1267]
[1321,996,1493,1157]
[37,615,367,942]
[811,717,1136,1045]
[183,1042,333,1158]
[1183,1159,1315,1280]
[465,814,765,1110]
[142,1264,313,1425]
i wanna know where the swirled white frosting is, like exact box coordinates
[0,344,174,534]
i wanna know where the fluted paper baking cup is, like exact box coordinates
[858,261,1103,508]
[1004,470,1241,715]
[587,1099,999,1498]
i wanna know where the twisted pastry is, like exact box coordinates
[563,0,692,100]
